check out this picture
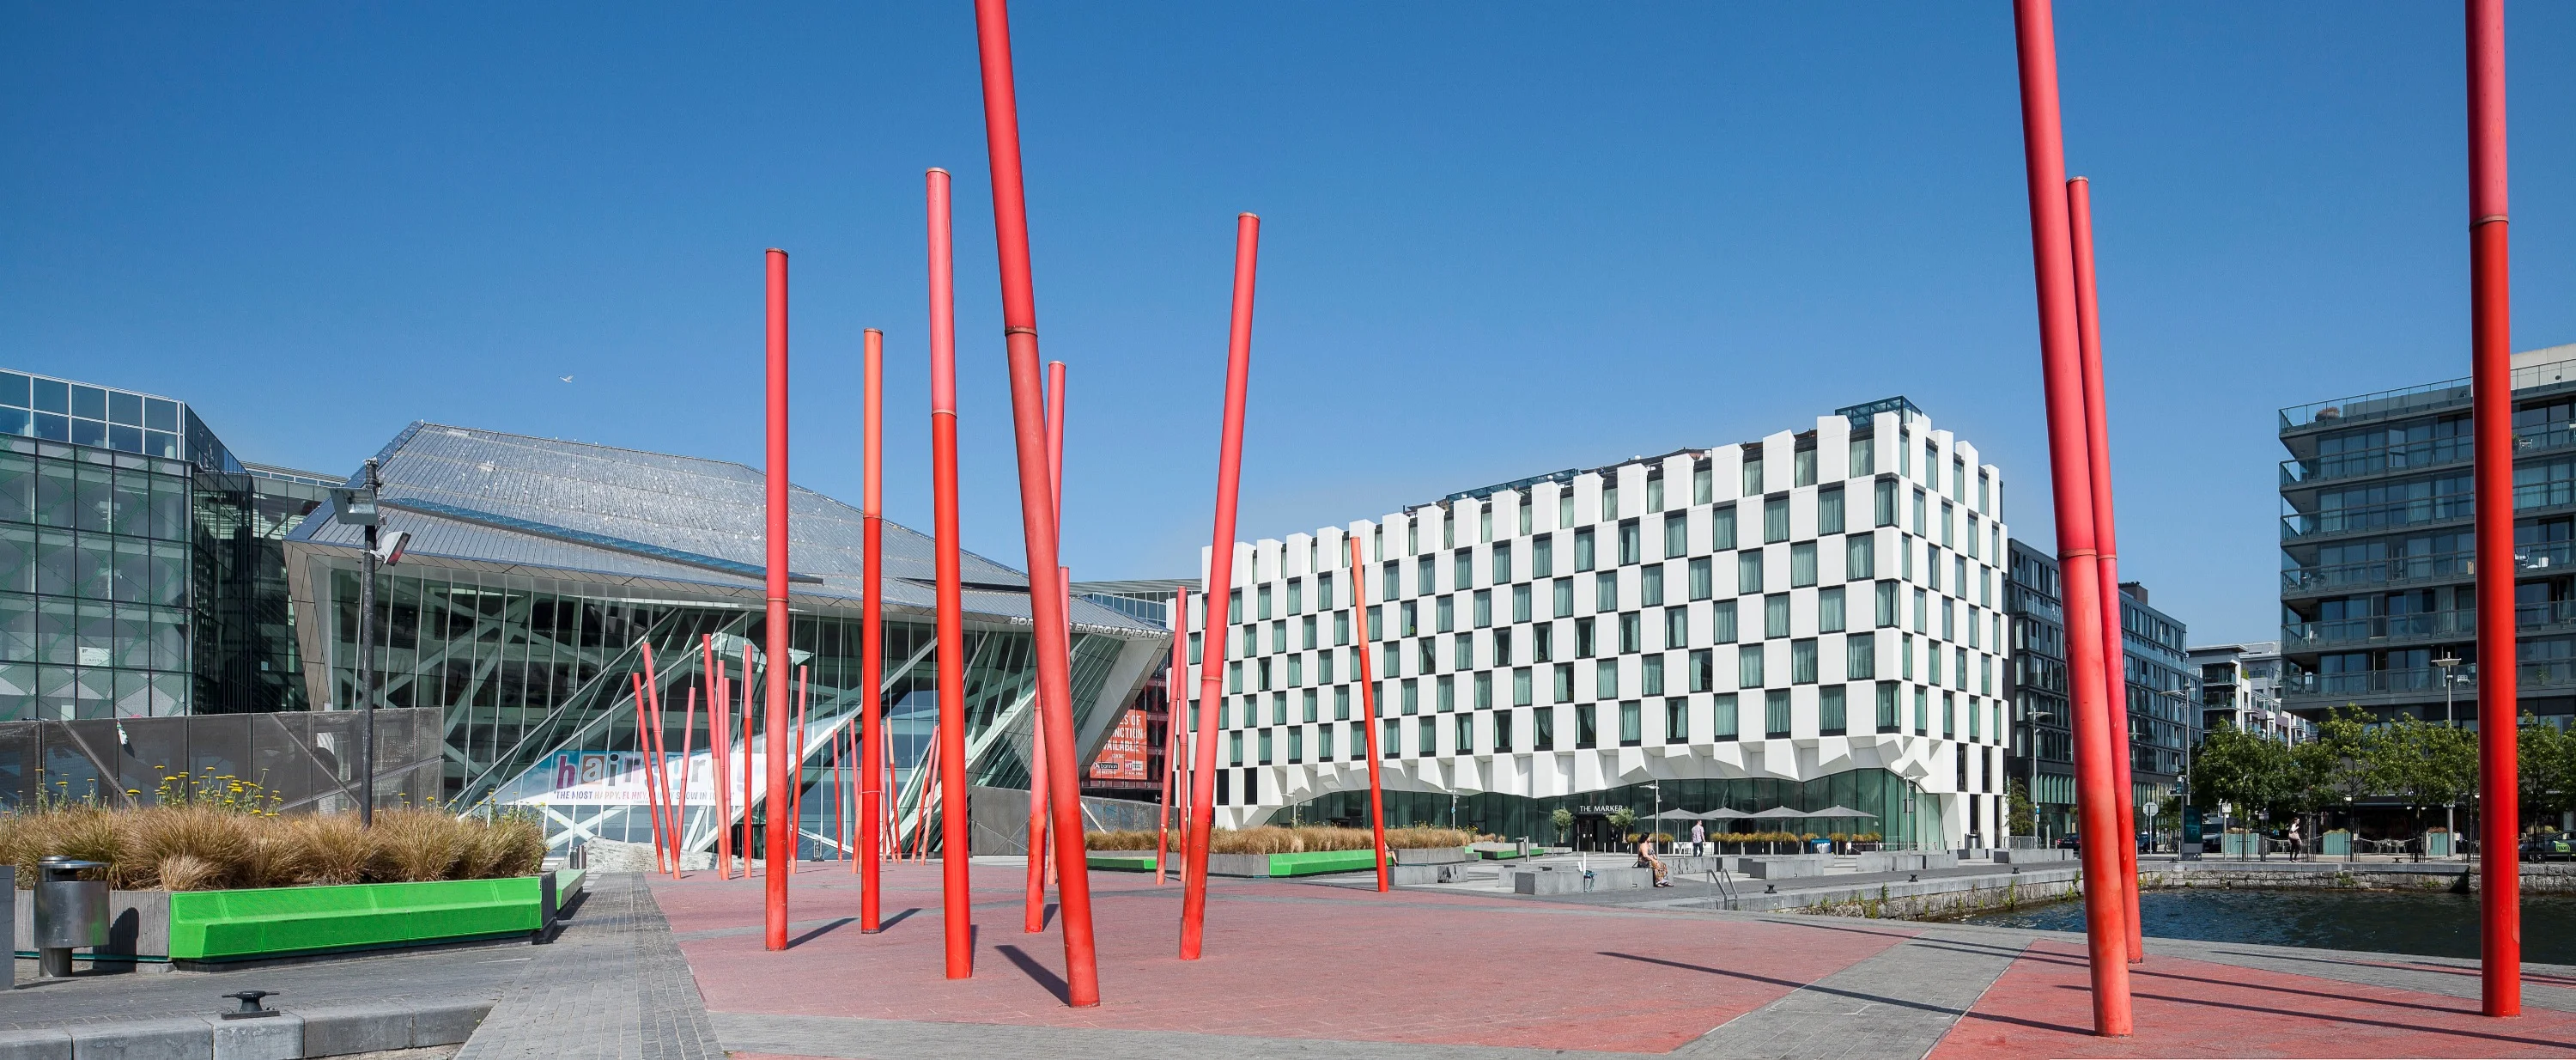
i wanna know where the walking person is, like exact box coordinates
[1636,835,1671,887]
[2287,819,2304,862]
[1689,819,1707,856]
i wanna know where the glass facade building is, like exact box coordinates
[0,369,330,722]
[285,423,1166,851]
[2278,341,2576,732]
[2002,537,2197,843]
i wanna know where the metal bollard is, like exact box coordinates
[33,856,108,979]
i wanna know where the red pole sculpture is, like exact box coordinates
[971,0,1100,1004]
[2066,176,2143,961]
[860,326,887,922]
[631,673,665,868]
[742,644,758,874]
[2466,0,2520,1018]
[761,247,794,945]
[1025,361,1069,933]
[677,685,698,877]
[925,166,975,978]
[705,637,729,878]
[792,666,810,865]
[1179,213,1262,959]
[2008,0,2132,1035]
[1156,587,1189,884]
[641,645,675,876]
[1348,535,1390,892]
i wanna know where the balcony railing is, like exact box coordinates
[2282,659,2576,698]
[2281,539,2576,594]
[2280,496,2473,540]
[2278,422,2576,489]
[2280,356,2576,434]
[2282,600,2576,648]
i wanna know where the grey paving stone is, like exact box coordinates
[710,1012,1615,1060]
[404,1008,484,1049]
[451,874,720,1060]
[1671,929,2027,1060]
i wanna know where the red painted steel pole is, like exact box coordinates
[742,647,758,874]
[709,650,732,879]
[860,326,886,918]
[792,667,810,864]
[972,0,1100,1005]
[677,685,697,876]
[1179,213,1262,959]
[925,166,975,978]
[2066,176,2143,962]
[631,673,664,868]
[1349,535,1390,892]
[641,645,674,876]
[1156,587,1188,884]
[2466,0,2520,1018]
[761,247,794,945]
[1025,361,1069,931]
[2009,0,2133,1035]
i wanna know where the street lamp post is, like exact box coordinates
[2433,655,2464,852]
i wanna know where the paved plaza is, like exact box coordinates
[657,862,2576,1058]
[15,865,2576,1059]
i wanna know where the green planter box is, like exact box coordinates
[167,876,544,961]
[1263,849,1382,876]
[2321,831,2353,856]
[1085,853,1160,873]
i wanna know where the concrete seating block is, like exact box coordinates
[204,1014,302,1060]
[1391,846,1470,865]
[1853,853,1896,874]
[300,1007,411,1058]
[407,1003,489,1048]
[1920,851,1958,870]
[69,1020,211,1060]
[0,1030,72,1060]
[1745,858,1816,880]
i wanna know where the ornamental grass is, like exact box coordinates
[1086,824,1479,855]
[1,770,545,891]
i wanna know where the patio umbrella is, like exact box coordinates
[1747,807,1809,820]
[1647,808,1706,821]
[1701,807,1754,819]
[1805,805,1877,819]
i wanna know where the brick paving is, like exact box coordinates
[453,872,721,1060]
[661,861,2576,1058]
[1,931,523,1032]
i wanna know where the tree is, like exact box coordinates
[2382,715,2477,847]
[2522,718,2576,825]
[1549,807,1574,844]
[2193,722,2284,841]
[2006,779,2037,838]
[1607,805,1637,841]
[2314,706,2393,854]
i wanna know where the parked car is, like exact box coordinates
[2523,832,2573,862]
[2054,833,2080,851]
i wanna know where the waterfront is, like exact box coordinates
[1963,886,2576,965]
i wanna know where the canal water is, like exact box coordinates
[1961,887,2576,966]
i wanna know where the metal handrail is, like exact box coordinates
[2284,600,2576,647]
[2279,356,2576,432]
[2281,495,2475,540]
[2281,659,2576,697]
[2281,422,2576,488]
[2281,539,2576,594]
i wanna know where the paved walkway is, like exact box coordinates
[655,861,2576,1058]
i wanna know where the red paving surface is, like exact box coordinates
[661,864,2576,1057]
[1932,940,2576,1059]
[655,862,1907,1053]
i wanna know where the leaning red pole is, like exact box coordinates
[762,247,793,948]
[2466,0,2521,1018]
[1155,587,1189,884]
[2066,176,2143,962]
[1348,535,1390,892]
[1179,213,1262,960]
[2008,0,2132,1035]
[677,686,697,876]
[972,0,1101,1006]
[1026,362,1069,934]
[860,326,885,915]
[924,167,975,979]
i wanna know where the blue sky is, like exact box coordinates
[3,3,2571,644]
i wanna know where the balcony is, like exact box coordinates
[2279,356,2576,435]
[2279,496,2472,541]
[2281,539,2576,596]
[2282,600,2576,649]
[2281,659,2576,703]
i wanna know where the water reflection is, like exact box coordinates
[1963,887,2576,966]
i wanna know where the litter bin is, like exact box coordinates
[33,856,108,978]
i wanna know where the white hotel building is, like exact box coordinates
[1182,398,2013,850]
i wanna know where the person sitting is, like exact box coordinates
[1635,836,1671,887]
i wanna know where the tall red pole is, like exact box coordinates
[2009,0,2132,1035]
[631,673,665,868]
[2066,176,2143,961]
[792,667,810,862]
[1025,362,1071,934]
[1156,587,1188,884]
[925,167,975,978]
[641,646,674,876]
[860,327,886,920]
[707,639,732,879]
[971,0,1100,1006]
[1179,214,1262,959]
[2466,0,2520,1018]
[1348,535,1390,892]
[677,685,697,876]
[761,247,794,944]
